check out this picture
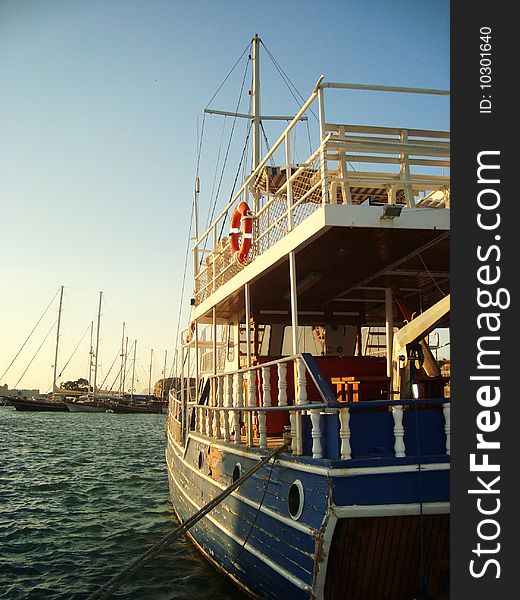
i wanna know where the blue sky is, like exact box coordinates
[0,0,449,392]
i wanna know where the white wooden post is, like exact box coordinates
[400,129,414,207]
[317,86,329,204]
[310,409,323,459]
[234,371,243,445]
[385,288,394,379]
[259,365,271,450]
[215,375,223,439]
[247,370,256,447]
[392,405,406,457]
[338,407,351,460]
[277,362,288,406]
[294,357,307,456]
[443,402,451,455]
[207,403,213,438]
[223,373,232,442]
[289,410,298,456]
[338,125,352,205]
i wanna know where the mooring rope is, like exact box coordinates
[85,442,288,600]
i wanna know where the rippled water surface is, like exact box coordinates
[0,407,245,600]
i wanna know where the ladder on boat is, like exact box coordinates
[363,326,387,356]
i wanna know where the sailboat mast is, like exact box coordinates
[148,348,153,397]
[88,320,94,396]
[52,285,64,393]
[92,291,102,396]
[162,349,168,401]
[119,322,125,397]
[131,339,137,402]
[122,336,128,398]
[252,34,261,171]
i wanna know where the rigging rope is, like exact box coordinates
[13,319,57,389]
[204,47,251,235]
[85,442,288,600]
[260,40,319,125]
[54,323,91,385]
[0,287,60,382]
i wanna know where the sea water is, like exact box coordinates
[0,407,245,599]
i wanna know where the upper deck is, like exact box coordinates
[192,82,449,325]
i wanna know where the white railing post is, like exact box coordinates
[214,375,223,439]
[310,409,323,459]
[277,362,288,406]
[392,405,406,457]
[400,129,414,207]
[207,402,213,438]
[234,371,243,445]
[247,370,256,447]
[259,365,271,450]
[223,374,232,443]
[295,357,307,456]
[443,402,451,455]
[338,407,351,460]
[317,86,329,204]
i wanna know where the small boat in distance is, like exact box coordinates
[166,35,450,600]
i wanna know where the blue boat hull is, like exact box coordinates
[166,430,449,599]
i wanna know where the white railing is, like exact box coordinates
[193,85,450,306]
[187,355,451,460]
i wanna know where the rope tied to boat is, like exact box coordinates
[85,442,289,600]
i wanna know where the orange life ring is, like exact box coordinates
[229,201,253,265]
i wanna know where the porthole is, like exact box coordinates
[232,463,242,483]
[198,451,204,470]
[288,480,304,520]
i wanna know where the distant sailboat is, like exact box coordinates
[10,286,69,412]
[65,291,113,413]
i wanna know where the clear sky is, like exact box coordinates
[0,0,449,393]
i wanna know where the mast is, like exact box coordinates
[92,291,102,397]
[131,339,137,402]
[252,33,261,171]
[52,285,64,394]
[88,320,94,396]
[162,349,168,401]
[122,336,128,398]
[148,348,153,397]
[119,322,125,398]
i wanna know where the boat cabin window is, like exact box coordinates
[280,325,358,357]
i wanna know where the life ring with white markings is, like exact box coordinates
[229,201,253,265]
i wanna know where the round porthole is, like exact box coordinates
[232,463,242,483]
[198,451,204,470]
[288,480,304,520]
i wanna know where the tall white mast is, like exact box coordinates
[52,285,64,394]
[88,320,94,396]
[92,291,103,397]
[148,348,153,397]
[162,349,168,401]
[252,33,261,171]
[122,336,128,398]
[131,339,137,402]
[119,322,125,398]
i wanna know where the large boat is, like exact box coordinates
[166,36,450,600]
